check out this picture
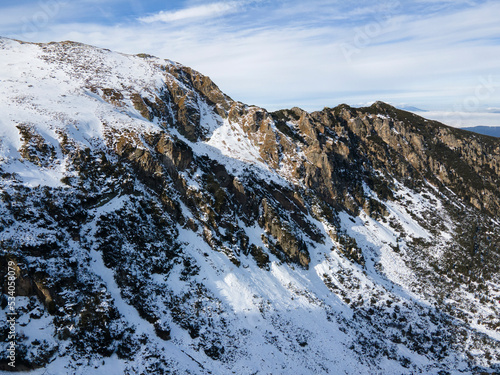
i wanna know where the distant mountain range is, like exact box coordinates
[395,105,428,112]
[462,126,500,137]
[395,106,500,137]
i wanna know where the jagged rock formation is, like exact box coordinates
[0,37,499,374]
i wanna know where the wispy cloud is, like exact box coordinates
[138,1,242,23]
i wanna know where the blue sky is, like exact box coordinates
[1,0,500,126]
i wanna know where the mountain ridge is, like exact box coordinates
[462,126,500,138]
[0,37,499,374]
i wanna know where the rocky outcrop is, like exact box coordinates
[165,64,233,117]
[258,198,310,268]
[16,124,56,167]
[0,257,56,313]
[267,101,500,217]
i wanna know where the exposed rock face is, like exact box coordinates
[269,101,500,218]
[258,198,310,267]
[0,38,499,374]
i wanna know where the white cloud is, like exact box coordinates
[138,2,241,23]
[1,0,499,124]
[422,111,500,127]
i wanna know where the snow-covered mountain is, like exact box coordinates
[0,37,499,374]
